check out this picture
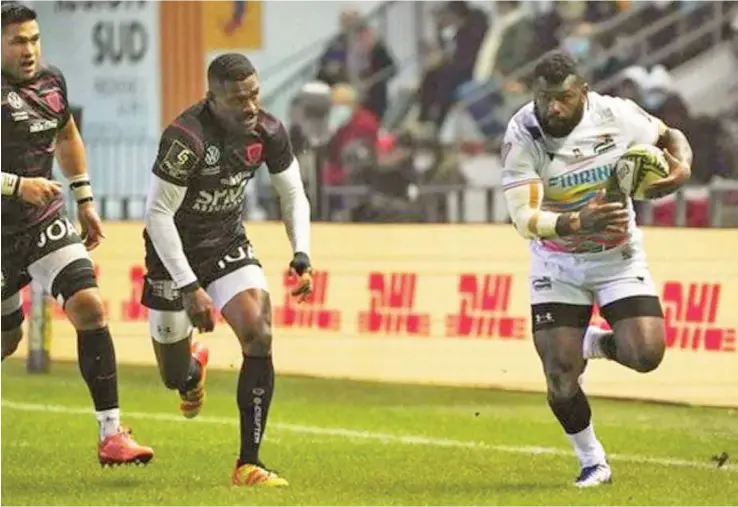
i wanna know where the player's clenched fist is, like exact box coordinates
[288,252,313,303]
[18,176,63,206]
[182,286,215,333]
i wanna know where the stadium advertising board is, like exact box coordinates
[18,223,738,408]
[33,1,161,138]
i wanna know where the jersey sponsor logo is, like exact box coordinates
[204,145,220,165]
[29,119,59,133]
[358,272,431,336]
[192,179,248,213]
[201,145,222,175]
[11,111,29,122]
[245,143,263,165]
[594,134,616,155]
[35,216,79,250]
[216,243,255,270]
[159,140,197,181]
[6,91,24,109]
[548,164,613,189]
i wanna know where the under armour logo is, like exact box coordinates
[535,312,554,325]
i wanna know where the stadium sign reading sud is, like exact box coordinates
[34,1,160,139]
[18,223,738,408]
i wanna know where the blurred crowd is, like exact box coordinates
[283,1,738,226]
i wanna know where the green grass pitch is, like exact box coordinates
[2,358,737,505]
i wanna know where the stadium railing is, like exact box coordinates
[318,179,738,227]
[64,134,738,228]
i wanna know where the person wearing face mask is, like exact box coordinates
[322,84,379,214]
[561,22,594,64]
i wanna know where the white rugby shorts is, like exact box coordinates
[528,240,658,308]
[149,264,269,344]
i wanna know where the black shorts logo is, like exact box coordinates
[532,276,553,292]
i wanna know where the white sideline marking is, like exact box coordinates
[2,399,735,473]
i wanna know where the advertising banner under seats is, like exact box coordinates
[17,224,738,408]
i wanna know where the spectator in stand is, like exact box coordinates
[316,12,396,121]
[418,1,489,128]
[474,1,534,91]
[614,65,650,104]
[353,21,396,120]
[322,84,379,215]
[529,3,563,61]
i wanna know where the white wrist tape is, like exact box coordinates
[1,172,20,197]
[69,174,94,204]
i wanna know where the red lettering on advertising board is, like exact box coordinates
[662,282,735,352]
[445,274,526,339]
[121,266,148,321]
[358,272,430,336]
[274,270,340,330]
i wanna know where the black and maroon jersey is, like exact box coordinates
[143,101,294,277]
[1,65,71,236]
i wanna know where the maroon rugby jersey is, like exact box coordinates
[1,65,71,235]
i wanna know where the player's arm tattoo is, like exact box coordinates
[656,127,693,170]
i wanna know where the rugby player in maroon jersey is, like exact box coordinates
[142,53,313,487]
[1,2,153,466]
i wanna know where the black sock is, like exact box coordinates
[179,357,203,394]
[548,388,592,434]
[77,327,119,411]
[237,355,275,465]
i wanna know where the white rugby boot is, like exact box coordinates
[574,463,613,488]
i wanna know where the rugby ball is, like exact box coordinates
[613,144,670,200]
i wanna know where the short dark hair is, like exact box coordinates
[534,51,579,85]
[1,1,36,29]
[446,1,471,18]
[207,53,256,87]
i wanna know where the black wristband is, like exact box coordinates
[12,176,21,198]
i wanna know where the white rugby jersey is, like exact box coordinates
[501,92,661,253]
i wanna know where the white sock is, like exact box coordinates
[566,423,607,468]
[583,326,611,359]
[96,408,120,441]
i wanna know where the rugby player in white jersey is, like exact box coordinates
[501,51,692,487]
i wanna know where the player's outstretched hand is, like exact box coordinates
[289,252,313,303]
[579,189,629,234]
[183,287,215,333]
[18,177,62,207]
[645,149,691,200]
[77,202,106,251]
